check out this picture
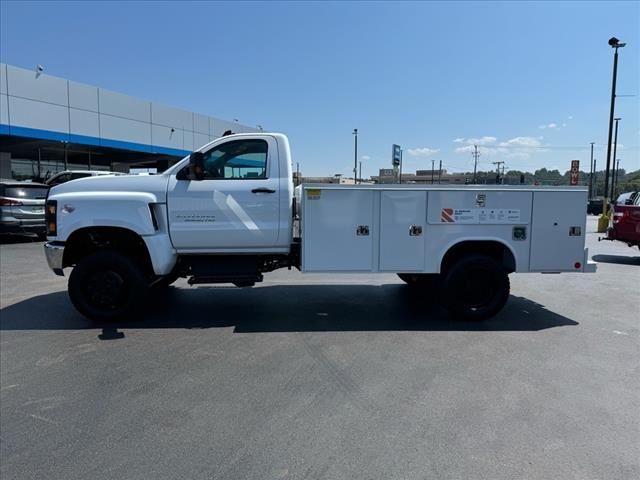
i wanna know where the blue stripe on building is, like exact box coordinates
[1,124,191,157]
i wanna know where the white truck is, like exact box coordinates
[43,132,596,321]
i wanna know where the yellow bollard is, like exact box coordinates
[597,199,610,233]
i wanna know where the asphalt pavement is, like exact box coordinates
[0,216,638,480]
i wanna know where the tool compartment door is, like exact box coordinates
[530,191,587,271]
[379,191,426,271]
[302,188,374,271]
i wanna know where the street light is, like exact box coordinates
[613,158,621,200]
[611,117,621,198]
[599,36,626,232]
[353,129,358,184]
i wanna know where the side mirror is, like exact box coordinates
[188,152,205,180]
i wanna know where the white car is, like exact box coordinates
[45,170,125,187]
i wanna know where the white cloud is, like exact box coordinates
[406,147,440,157]
[465,136,497,146]
[539,122,558,130]
[499,136,543,148]
[453,138,464,143]
[361,155,370,160]
[455,145,476,154]
[456,136,547,161]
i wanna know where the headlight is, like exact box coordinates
[45,200,57,236]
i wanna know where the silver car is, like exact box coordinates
[0,180,50,238]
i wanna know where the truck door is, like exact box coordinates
[167,136,280,250]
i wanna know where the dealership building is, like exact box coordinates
[0,63,258,181]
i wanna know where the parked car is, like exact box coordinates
[587,198,603,215]
[606,192,640,249]
[614,191,639,206]
[0,180,50,238]
[45,170,125,187]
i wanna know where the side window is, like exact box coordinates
[50,173,71,185]
[70,173,92,181]
[202,139,268,180]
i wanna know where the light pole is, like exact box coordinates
[589,142,595,200]
[611,117,621,197]
[599,37,626,232]
[353,129,358,184]
[612,158,621,200]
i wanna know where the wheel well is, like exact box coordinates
[63,227,153,274]
[441,240,516,274]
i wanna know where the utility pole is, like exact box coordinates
[353,129,358,184]
[589,142,595,199]
[431,159,435,184]
[359,161,362,184]
[472,145,480,184]
[593,159,597,196]
[492,161,505,184]
[438,160,442,184]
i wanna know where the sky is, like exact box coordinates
[1,1,639,177]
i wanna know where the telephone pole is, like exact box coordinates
[492,161,505,184]
[589,142,595,199]
[353,129,358,184]
[472,145,480,184]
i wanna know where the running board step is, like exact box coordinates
[187,273,263,286]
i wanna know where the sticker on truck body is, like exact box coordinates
[306,189,321,200]
[441,208,521,224]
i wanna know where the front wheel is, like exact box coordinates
[440,255,510,321]
[68,251,148,321]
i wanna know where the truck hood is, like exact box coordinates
[49,174,170,202]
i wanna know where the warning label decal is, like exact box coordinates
[441,208,521,224]
[306,188,321,200]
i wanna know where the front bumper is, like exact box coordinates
[44,241,65,276]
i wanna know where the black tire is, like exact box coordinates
[68,250,149,322]
[440,255,510,321]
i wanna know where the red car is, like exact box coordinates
[607,192,640,249]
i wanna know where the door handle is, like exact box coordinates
[251,188,276,194]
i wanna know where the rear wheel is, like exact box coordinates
[68,250,148,321]
[440,255,510,321]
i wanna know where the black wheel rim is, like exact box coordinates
[458,266,498,310]
[84,270,127,311]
